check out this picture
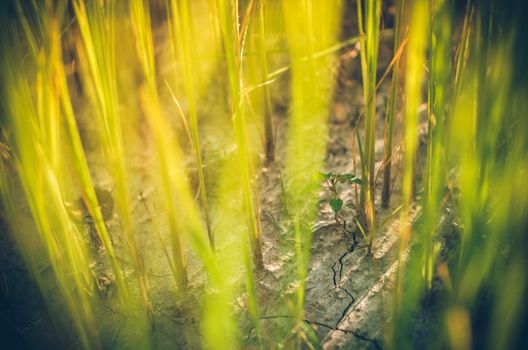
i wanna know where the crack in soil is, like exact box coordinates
[327,233,381,349]
[253,315,381,349]
[338,286,356,326]
[331,244,357,328]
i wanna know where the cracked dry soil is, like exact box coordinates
[248,66,415,347]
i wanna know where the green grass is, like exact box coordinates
[281,0,343,346]
[1,11,99,348]
[166,0,214,249]
[388,1,429,348]
[357,0,381,253]
[258,1,275,163]
[131,0,188,291]
[213,0,263,345]
[421,0,452,293]
[381,0,404,208]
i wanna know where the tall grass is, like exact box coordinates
[257,0,275,163]
[131,0,189,291]
[357,0,381,253]
[381,0,404,208]
[421,0,452,293]
[389,0,429,348]
[444,3,528,346]
[387,1,528,349]
[282,0,342,345]
[215,0,263,267]
[73,0,153,328]
[132,3,243,349]
[208,0,264,345]
[0,8,99,348]
[166,0,214,248]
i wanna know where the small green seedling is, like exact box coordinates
[323,172,363,212]
[322,172,364,244]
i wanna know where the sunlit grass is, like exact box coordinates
[381,0,404,208]
[357,0,381,253]
[282,0,343,346]
[73,1,153,344]
[166,0,213,248]
[131,0,188,292]
[389,1,429,348]
[1,14,98,349]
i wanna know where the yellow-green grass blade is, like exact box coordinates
[282,0,343,344]
[167,0,213,248]
[389,1,429,348]
[381,0,404,208]
[73,0,152,319]
[357,0,381,253]
[132,0,188,289]
[1,26,99,349]
[214,0,263,344]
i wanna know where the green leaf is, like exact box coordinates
[322,171,334,179]
[302,322,320,349]
[330,198,343,213]
[336,173,363,185]
[336,173,354,182]
[350,177,364,185]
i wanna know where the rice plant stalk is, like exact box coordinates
[167,0,214,249]
[389,1,429,348]
[422,0,452,292]
[215,0,263,266]
[381,0,404,208]
[1,23,100,349]
[131,0,188,289]
[444,5,528,347]
[451,3,512,304]
[73,0,151,317]
[139,86,228,348]
[54,36,129,302]
[282,0,342,345]
[452,0,473,98]
[450,10,481,288]
[214,0,263,343]
[257,0,275,163]
[136,1,243,346]
[134,14,242,350]
[357,0,381,253]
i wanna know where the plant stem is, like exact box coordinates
[382,0,404,208]
[357,0,381,253]
[170,0,214,249]
[258,0,275,163]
